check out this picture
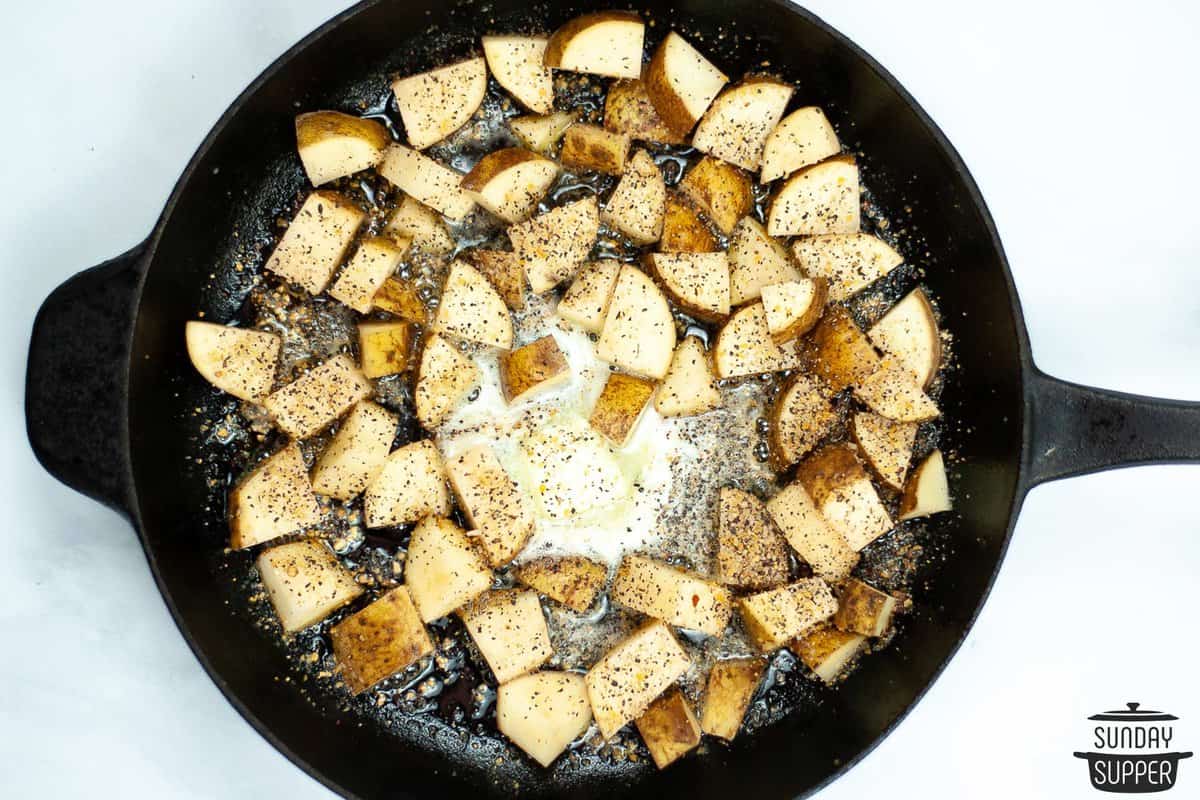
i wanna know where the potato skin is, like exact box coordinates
[678,156,753,234]
[330,586,433,694]
[589,371,656,446]
[560,123,631,175]
[806,305,880,392]
[700,658,764,740]
[499,335,569,403]
[466,249,526,310]
[544,10,643,70]
[513,556,607,612]
[661,193,719,252]
[833,579,897,637]
[635,687,702,769]
[295,110,390,151]
[604,79,687,145]
[794,443,867,507]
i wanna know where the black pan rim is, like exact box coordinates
[119,1,1035,797]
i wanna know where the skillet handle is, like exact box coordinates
[1024,365,1200,487]
[25,241,148,514]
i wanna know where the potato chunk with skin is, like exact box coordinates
[797,445,893,551]
[660,193,718,252]
[768,373,838,471]
[644,32,728,136]
[295,111,389,187]
[793,624,866,684]
[544,11,645,80]
[445,445,534,566]
[560,123,630,175]
[767,155,860,237]
[852,411,918,491]
[378,145,475,220]
[404,516,492,622]
[460,589,553,683]
[678,156,752,234]
[229,443,322,550]
[636,687,702,769]
[834,579,897,637]
[466,250,525,311]
[509,111,577,155]
[499,335,570,404]
[383,196,455,256]
[263,354,371,439]
[645,252,730,322]
[700,658,764,740]
[766,482,859,582]
[357,320,412,379]
[900,449,953,520]
[596,265,677,380]
[392,57,488,149]
[311,401,398,500]
[185,321,281,402]
[497,671,592,767]
[481,35,554,114]
[414,334,480,429]
[512,556,607,612]
[589,372,655,447]
[655,335,721,418]
[460,148,558,223]
[692,77,793,171]
[605,78,686,145]
[586,620,691,739]
[433,260,514,350]
[760,106,841,183]
[807,306,881,392]
[868,289,941,388]
[372,275,427,324]
[257,539,363,633]
[791,233,903,302]
[762,278,827,343]
[330,586,434,694]
[509,197,600,294]
[739,578,838,652]
[712,303,802,380]
[612,554,732,636]
[329,236,409,314]
[557,259,621,333]
[727,217,803,306]
[264,191,365,295]
[603,149,666,245]
[716,488,791,591]
[363,440,451,529]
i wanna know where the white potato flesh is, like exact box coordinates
[767,155,861,236]
[229,443,322,550]
[295,111,389,186]
[692,78,793,171]
[432,260,515,350]
[264,191,365,294]
[445,445,534,566]
[712,303,802,379]
[544,12,645,79]
[378,144,475,220]
[727,217,803,306]
[482,36,554,114]
[644,32,728,135]
[738,578,838,651]
[497,671,592,767]
[262,354,372,440]
[760,106,841,183]
[761,278,823,343]
[766,482,859,582]
[867,289,941,388]
[900,449,953,520]
[791,232,903,302]
[853,361,941,423]
[460,589,553,683]
[311,401,398,501]
[392,57,488,149]
[460,148,558,223]
[363,440,452,529]
[654,335,721,417]
[257,539,363,632]
[612,554,732,636]
[603,149,666,245]
[328,236,409,314]
[509,111,576,155]
[404,516,493,622]
[509,197,600,293]
[595,264,676,380]
[185,321,280,402]
[646,252,731,322]
[585,620,690,739]
[557,259,621,333]
[415,333,481,429]
[383,196,456,255]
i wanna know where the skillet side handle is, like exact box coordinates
[25,242,149,514]
[1025,366,1200,487]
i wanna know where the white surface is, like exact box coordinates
[2,1,1198,797]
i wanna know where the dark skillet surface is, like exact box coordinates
[124,0,1025,797]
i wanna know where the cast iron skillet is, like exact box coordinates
[23,0,1200,797]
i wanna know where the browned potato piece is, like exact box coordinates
[796,445,892,551]
[739,578,838,652]
[612,554,732,636]
[834,579,897,637]
[761,278,827,343]
[589,372,656,447]
[509,197,600,293]
[644,32,728,136]
[264,191,365,295]
[660,192,719,252]
[330,586,434,694]
[544,11,645,79]
[851,411,918,491]
[712,303,803,380]
[513,556,607,612]
[635,687,702,769]
[806,306,881,392]
[445,445,534,566]
[263,354,371,439]
[692,77,794,171]
[645,252,731,322]
[357,320,413,379]
[510,111,577,155]
[460,148,558,223]
[715,488,791,591]
[792,624,866,684]
[768,373,838,471]
[899,449,952,521]
[700,658,765,740]
[459,589,553,683]
[372,275,428,324]
[499,335,571,404]
[560,123,631,175]
[229,443,322,550]
[363,440,452,529]
[678,156,752,234]
[766,481,860,582]
[465,250,526,311]
[604,79,686,145]
[329,236,409,314]
[585,620,691,739]
[295,111,389,187]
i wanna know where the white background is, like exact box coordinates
[2,1,1198,797]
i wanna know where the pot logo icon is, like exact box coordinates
[1074,703,1192,793]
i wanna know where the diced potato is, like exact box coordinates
[612,554,732,636]
[692,77,793,171]
[834,579,897,637]
[544,11,645,79]
[738,578,838,652]
[330,586,434,694]
[635,687,701,769]
[654,335,721,417]
[727,217,803,305]
[585,620,691,739]
[403,516,493,622]
[645,252,730,322]
[509,111,577,155]
[767,155,860,236]
[700,658,764,740]
[867,289,941,388]
[644,32,728,136]
[715,487,791,591]
[512,556,608,612]
[853,360,940,423]
[496,671,592,767]
[263,354,371,439]
[445,444,534,566]
[499,335,570,404]
[295,111,389,186]
[596,265,677,380]
[678,156,752,234]
[460,148,559,223]
[357,320,413,379]
[760,106,841,183]
[229,443,322,550]
[807,306,881,392]
[460,589,553,683]
[604,79,686,145]
[466,250,526,310]
[414,334,480,429]
[589,372,655,447]
[557,259,621,333]
[560,123,630,175]
[791,233,903,302]
[363,440,451,529]
[383,195,456,255]
[378,144,475,220]
[712,303,802,380]
[257,539,363,632]
[509,197,600,293]
[796,445,893,551]
[432,260,514,349]
[768,373,838,471]
[264,191,365,294]
[372,275,427,324]
[660,192,718,252]
[185,321,281,402]
[329,236,409,314]
[851,411,917,491]
[603,149,666,245]
[766,481,860,582]
[311,401,398,500]
[899,449,952,521]
[392,57,488,149]
[481,35,554,114]
[761,278,826,343]
[793,624,866,684]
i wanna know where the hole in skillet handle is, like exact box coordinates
[25,240,148,514]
